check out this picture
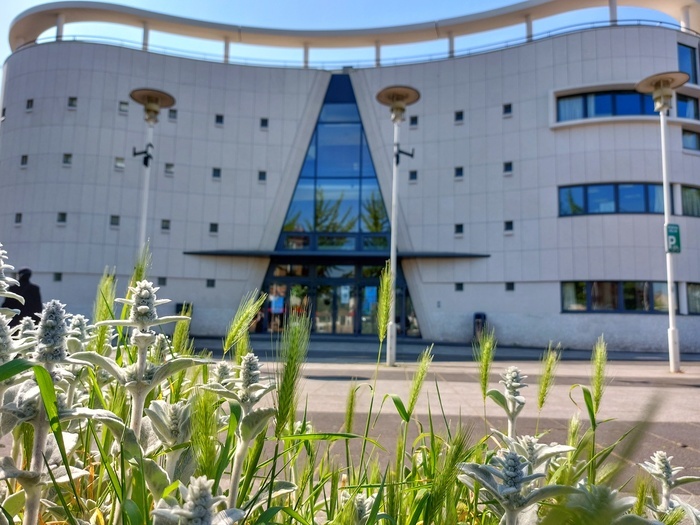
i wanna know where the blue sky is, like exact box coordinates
[0,1,675,71]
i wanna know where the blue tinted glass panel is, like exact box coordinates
[360,133,376,178]
[317,236,356,250]
[323,75,356,103]
[642,94,655,115]
[283,179,315,232]
[648,184,664,214]
[315,179,360,232]
[592,93,612,117]
[319,103,360,122]
[678,95,699,119]
[360,179,389,232]
[679,44,698,84]
[317,123,361,177]
[300,132,316,178]
[559,187,585,215]
[587,185,616,213]
[557,95,583,121]
[615,92,641,115]
[618,184,646,212]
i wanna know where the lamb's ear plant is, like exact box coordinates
[487,366,527,438]
[641,450,700,521]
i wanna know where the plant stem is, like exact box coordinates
[22,485,43,525]
[227,439,249,508]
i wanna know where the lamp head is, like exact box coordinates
[377,86,420,124]
[636,72,689,113]
[130,88,176,125]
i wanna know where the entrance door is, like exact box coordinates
[314,284,357,334]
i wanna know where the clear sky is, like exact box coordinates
[0,1,675,72]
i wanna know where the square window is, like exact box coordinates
[206,279,216,288]
[20,155,28,166]
[503,161,513,173]
[118,101,129,113]
[212,167,221,179]
[157,277,167,286]
[504,221,514,232]
[409,115,418,127]
[62,153,72,166]
[454,166,463,178]
[409,170,418,181]
[110,215,120,227]
[454,223,464,235]
[57,212,67,223]
[260,117,269,129]
[209,222,219,234]
[454,110,464,123]
[258,170,267,181]
[14,213,22,224]
[1,107,5,119]
[114,157,125,169]
[505,282,515,291]
[503,103,513,115]
[161,219,171,231]
[215,114,224,125]
[26,99,34,111]
[683,129,700,150]
[67,97,78,108]
[168,108,177,120]
[562,281,588,311]
[165,163,174,175]
[53,272,62,282]
[455,283,464,292]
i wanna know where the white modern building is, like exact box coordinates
[2,0,700,352]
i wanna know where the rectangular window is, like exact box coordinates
[168,109,177,120]
[209,223,219,234]
[677,94,699,119]
[504,221,514,232]
[454,110,464,123]
[409,115,418,127]
[26,99,34,111]
[678,43,698,84]
[591,281,619,311]
[212,167,221,179]
[260,117,269,129]
[53,273,62,282]
[682,186,700,216]
[623,281,650,311]
[258,170,267,181]
[562,282,587,311]
[455,166,464,178]
[409,170,417,181]
[57,212,67,223]
[110,215,120,227]
[503,103,512,115]
[503,161,513,173]
[557,95,584,121]
[114,157,125,170]
[688,283,700,314]
[14,213,22,224]
[559,186,585,215]
[454,223,464,235]
[67,97,77,109]
[20,155,28,166]
[165,163,174,175]
[157,277,167,286]
[682,129,700,150]
[206,279,216,288]
[161,219,170,231]
[618,184,646,213]
[647,184,664,214]
[62,153,72,166]
[505,282,515,291]
[455,283,464,292]
[586,185,616,213]
[1,107,5,119]
[651,282,669,312]
[118,101,129,114]
[215,114,224,125]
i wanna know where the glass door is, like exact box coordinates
[335,285,356,334]
[360,285,378,335]
[315,285,333,334]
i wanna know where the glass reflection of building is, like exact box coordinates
[260,75,420,337]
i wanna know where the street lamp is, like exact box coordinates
[376,85,420,366]
[129,88,176,253]
[636,71,689,373]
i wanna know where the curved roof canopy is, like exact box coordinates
[9,0,700,52]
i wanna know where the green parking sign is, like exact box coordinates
[666,224,681,253]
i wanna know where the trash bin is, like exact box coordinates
[473,312,486,339]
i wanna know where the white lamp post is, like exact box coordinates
[636,71,689,373]
[376,85,420,366]
[129,88,176,253]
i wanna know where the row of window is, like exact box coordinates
[407,104,513,128]
[454,282,515,292]
[454,221,513,234]
[408,162,514,181]
[14,213,221,233]
[48,273,217,289]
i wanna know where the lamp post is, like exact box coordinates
[129,88,176,253]
[636,71,689,373]
[376,85,420,366]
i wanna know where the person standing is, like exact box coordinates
[1,268,42,326]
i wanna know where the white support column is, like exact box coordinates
[609,0,618,25]
[224,36,230,63]
[142,21,149,51]
[56,14,65,41]
[375,41,381,67]
[303,43,309,69]
[681,6,691,32]
[679,282,689,315]
[525,15,533,42]
[447,32,454,58]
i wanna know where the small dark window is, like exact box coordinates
[212,167,221,179]
[260,118,269,129]
[168,109,177,120]
[26,99,34,111]
[409,115,418,126]
[503,103,513,115]
[114,157,125,169]
[455,166,464,178]
[110,215,120,227]
[67,97,78,108]
[157,277,167,286]
[454,110,464,123]
[455,283,464,292]
[63,153,72,166]
[161,219,171,231]
[503,161,513,173]
[1,107,5,119]
[409,170,418,181]
[20,155,28,166]
[53,273,63,282]
[455,223,464,235]
[165,163,174,174]
[505,282,515,291]
[14,213,22,224]
[206,279,216,288]
[504,221,514,232]
[118,101,129,113]
[215,114,224,125]
[209,223,219,234]
[258,170,267,181]
[57,212,67,223]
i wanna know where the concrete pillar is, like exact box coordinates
[375,41,381,67]
[447,32,454,58]
[679,282,689,315]
[142,21,149,51]
[609,0,618,25]
[224,36,230,63]
[525,14,533,42]
[303,43,309,68]
[672,183,683,215]
[56,14,65,41]
[681,6,691,32]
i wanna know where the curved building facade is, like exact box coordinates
[2,1,700,352]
